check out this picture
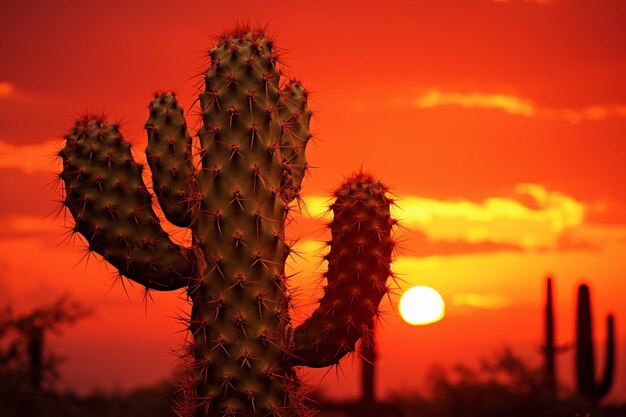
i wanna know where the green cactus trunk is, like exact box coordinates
[58,28,395,417]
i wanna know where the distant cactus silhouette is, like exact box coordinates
[57,26,397,417]
[576,283,615,403]
[542,276,568,393]
[1,297,90,390]
[544,276,556,391]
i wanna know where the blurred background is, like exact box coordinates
[1,0,625,415]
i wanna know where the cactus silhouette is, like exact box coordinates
[576,283,615,403]
[2,297,91,390]
[542,276,568,393]
[57,27,396,417]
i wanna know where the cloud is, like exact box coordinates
[413,88,626,123]
[451,293,512,309]
[415,89,536,117]
[0,82,16,98]
[0,139,61,173]
[394,187,585,250]
[402,229,525,257]
[347,88,626,123]
[0,215,60,239]
[540,105,626,124]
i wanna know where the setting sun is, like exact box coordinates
[399,286,446,326]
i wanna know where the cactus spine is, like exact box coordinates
[576,283,615,403]
[57,27,396,417]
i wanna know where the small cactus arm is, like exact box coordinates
[58,28,396,417]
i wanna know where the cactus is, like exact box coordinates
[3,297,91,390]
[544,276,556,392]
[576,283,615,403]
[542,276,569,394]
[57,27,396,417]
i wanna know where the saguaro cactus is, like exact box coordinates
[576,283,615,403]
[57,27,396,417]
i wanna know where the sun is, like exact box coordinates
[399,286,445,325]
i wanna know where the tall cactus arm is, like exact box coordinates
[598,314,615,398]
[59,116,194,290]
[576,284,616,401]
[194,32,286,248]
[576,284,595,396]
[290,173,395,367]
[197,32,280,192]
[145,92,199,228]
[191,31,312,258]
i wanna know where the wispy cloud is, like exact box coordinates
[540,105,626,124]
[415,89,535,117]
[347,88,626,124]
[0,215,60,239]
[0,139,60,173]
[451,293,512,309]
[396,183,583,231]
[413,88,626,123]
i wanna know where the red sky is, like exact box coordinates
[1,0,625,401]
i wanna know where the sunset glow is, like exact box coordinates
[1,0,625,405]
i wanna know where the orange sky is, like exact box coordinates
[1,0,625,402]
